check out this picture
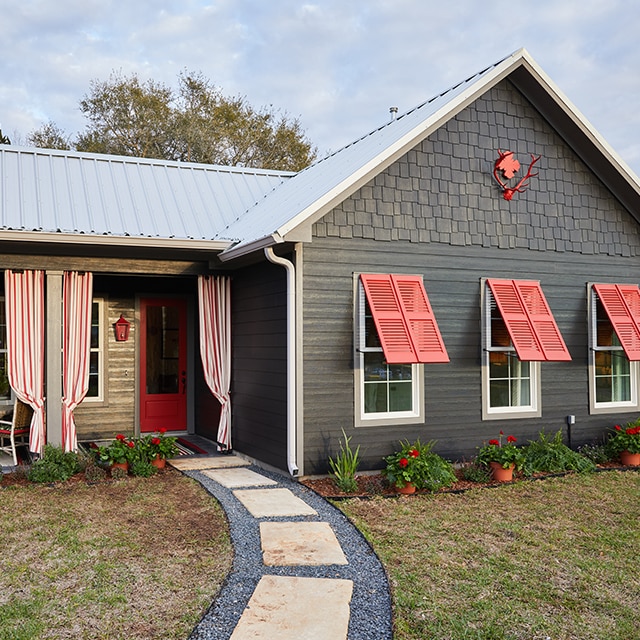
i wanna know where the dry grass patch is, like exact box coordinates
[340,471,640,640]
[0,468,232,640]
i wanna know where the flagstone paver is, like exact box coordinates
[169,455,249,471]
[229,575,353,640]
[202,467,278,488]
[260,521,348,566]
[233,487,317,517]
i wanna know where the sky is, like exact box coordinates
[2,0,640,175]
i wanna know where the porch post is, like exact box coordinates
[46,270,63,447]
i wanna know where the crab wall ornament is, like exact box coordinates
[493,150,541,200]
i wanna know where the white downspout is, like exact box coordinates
[264,247,299,477]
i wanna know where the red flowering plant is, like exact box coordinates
[144,428,179,460]
[477,431,524,470]
[606,419,640,455]
[98,433,136,465]
[382,439,456,490]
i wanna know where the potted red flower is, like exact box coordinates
[145,428,179,469]
[607,422,640,466]
[98,433,135,473]
[477,431,524,482]
[382,439,456,494]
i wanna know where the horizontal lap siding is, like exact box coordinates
[231,261,287,469]
[300,80,640,474]
[75,296,136,440]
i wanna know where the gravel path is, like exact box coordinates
[186,465,393,639]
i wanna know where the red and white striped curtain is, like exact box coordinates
[198,275,232,451]
[4,270,46,456]
[62,271,93,452]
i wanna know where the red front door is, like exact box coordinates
[140,298,188,433]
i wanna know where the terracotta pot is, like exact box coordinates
[151,455,166,470]
[620,450,640,467]
[396,482,416,494]
[490,461,515,482]
[110,462,129,474]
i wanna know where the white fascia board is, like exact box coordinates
[0,230,232,251]
[275,52,525,241]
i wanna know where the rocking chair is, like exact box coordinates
[0,398,33,466]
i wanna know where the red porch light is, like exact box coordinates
[114,314,131,341]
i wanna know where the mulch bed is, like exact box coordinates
[300,462,633,499]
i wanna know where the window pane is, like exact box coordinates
[86,352,99,397]
[364,299,381,349]
[388,363,413,381]
[364,352,387,381]
[595,349,631,403]
[364,382,388,413]
[489,351,531,408]
[0,352,10,401]
[389,381,412,411]
[490,379,510,407]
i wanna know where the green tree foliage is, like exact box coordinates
[29,71,317,171]
[27,121,70,150]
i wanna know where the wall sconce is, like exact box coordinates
[114,314,131,341]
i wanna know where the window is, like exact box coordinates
[589,284,639,414]
[0,300,11,405]
[355,281,424,426]
[354,274,448,427]
[482,282,540,419]
[84,299,105,402]
[481,278,570,420]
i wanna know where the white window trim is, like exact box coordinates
[481,279,541,420]
[588,284,639,415]
[83,297,106,404]
[353,276,424,428]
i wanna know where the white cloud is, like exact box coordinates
[1,0,639,173]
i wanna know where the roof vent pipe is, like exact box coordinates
[389,106,398,121]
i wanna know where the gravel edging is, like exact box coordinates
[185,465,393,640]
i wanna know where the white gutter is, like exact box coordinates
[264,246,299,477]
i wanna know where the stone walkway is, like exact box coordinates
[170,454,392,640]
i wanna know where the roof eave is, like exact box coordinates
[217,233,285,262]
[0,229,232,252]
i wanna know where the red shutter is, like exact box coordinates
[360,274,449,364]
[487,279,571,362]
[593,283,640,360]
[391,275,449,363]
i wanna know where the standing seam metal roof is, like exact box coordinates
[0,147,293,242]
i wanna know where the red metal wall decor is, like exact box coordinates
[493,150,541,200]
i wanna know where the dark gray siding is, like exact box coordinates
[231,261,288,469]
[301,80,640,474]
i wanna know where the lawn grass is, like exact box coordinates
[339,470,640,640]
[0,469,232,640]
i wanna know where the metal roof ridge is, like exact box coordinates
[0,144,295,178]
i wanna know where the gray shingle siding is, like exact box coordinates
[315,81,640,257]
[301,80,640,474]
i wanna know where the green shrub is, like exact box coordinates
[578,442,610,465]
[130,459,157,478]
[461,461,491,483]
[383,440,457,491]
[27,445,80,483]
[522,431,595,477]
[84,463,107,483]
[328,429,360,493]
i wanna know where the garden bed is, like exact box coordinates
[300,461,631,499]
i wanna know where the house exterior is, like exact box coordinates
[2,48,640,475]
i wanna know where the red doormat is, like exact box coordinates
[175,438,209,455]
